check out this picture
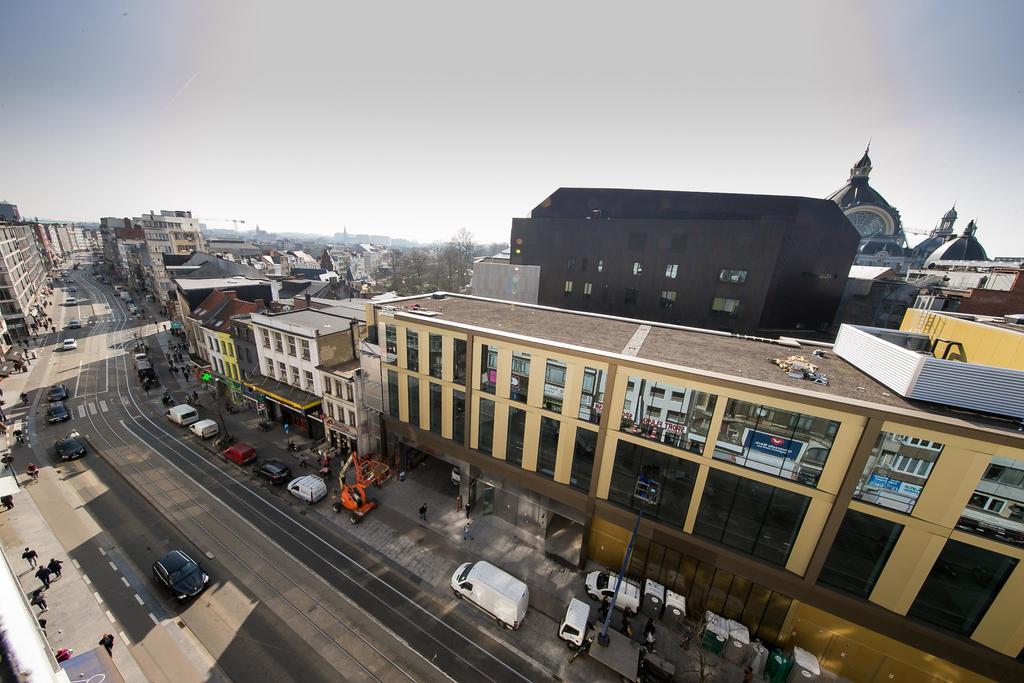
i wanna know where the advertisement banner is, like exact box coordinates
[744,430,804,460]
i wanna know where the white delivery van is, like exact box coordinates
[450,561,529,630]
[558,598,591,647]
[287,475,327,504]
[166,404,200,426]
[189,419,219,439]
[120,291,130,301]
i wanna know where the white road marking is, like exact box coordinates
[105,609,116,623]
[134,594,144,606]
[73,361,83,395]
[148,612,159,625]
[71,559,81,569]
[83,575,91,585]
[94,591,103,604]
[98,547,107,555]
[108,561,117,571]
[77,404,87,418]
[89,402,98,415]
[100,399,108,412]
[121,576,131,588]
[119,630,130,645]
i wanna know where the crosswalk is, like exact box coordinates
[76,401,112,418]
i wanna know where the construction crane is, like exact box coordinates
[205,217,246,234]
[332,449,389,523]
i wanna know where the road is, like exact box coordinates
[29,261,553,683]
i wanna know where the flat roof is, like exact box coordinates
[174,276,269,290]
[254,308,361,332]
[385,295,1024,431]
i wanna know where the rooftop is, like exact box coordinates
[252,308,362,333]
[174,276,270,290]
[384,294,1024,432]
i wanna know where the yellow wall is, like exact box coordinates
[901,309,1024,370]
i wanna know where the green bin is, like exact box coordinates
[701,629,725,655]
[764,649,792,683]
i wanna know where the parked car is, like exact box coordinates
[584,570,642,613]
[254,459,293,485]
[47,385,70,402]
[54,436,87,460]
[65,296,77,305]
[67,320,81,329]
[61,339,78,351]
[47,402,71,424]
[68,286,77,292]
[451,465,461,486]
[152,550,209,602]
[223,442,257,466]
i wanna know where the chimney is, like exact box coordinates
[305,292,311,308]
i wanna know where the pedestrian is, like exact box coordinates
[418,503,427,521]
[143,383,150,395]
[463,523,473,541]
[30,589,47,613]
[99,633,115,656]
[465,502,471,519]
[743,666,754,683]
[47,558,63,579]
[22,547,38,568]
[298,455,308,468]
[38,617,47,633]
[456,494,462,512]
[35,565,52,589]
[1,495,13,511]
[599,596,610,622]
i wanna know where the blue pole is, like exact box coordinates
[597,508,643,646]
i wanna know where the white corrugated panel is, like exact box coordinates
[911,358,1024,419]
[834,325,923,395]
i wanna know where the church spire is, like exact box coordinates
[851,144,872,179]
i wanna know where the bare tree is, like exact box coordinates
[676,615,715,683]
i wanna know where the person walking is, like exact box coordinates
[99,633,115,656]
[35,565,52,589]
[1,495,13,511]
[598,596,610,623]
[463,523,474,542]
[30,589,47,613]
[47,558,63,579]
[22,547,38,569]
[418,503,427,521]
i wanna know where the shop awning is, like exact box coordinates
[244,376,321,411]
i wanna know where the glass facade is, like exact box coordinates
[694,469,809,566]
[506,407,526,467]
[480,344,497,394]
[537,416,559,478]
[714,399,839,487]
[853,432,943,513]
[384,324,397,363]
[578,367,607,425]
[956,456,1024,548]
[511,352,530,403]
[570,427,597,493]
[453,339,467,385]
[477,398,494,455]
[429,334,443,379]
[387,370,399,417]
[620,377,716,454]
[429,382,441,434]
[407,376,420,426]
[908,539,1018,636]
[405,329,419,371]
[818,510,903,598]
[452,390,465,445]
[608,441,698,528]
[543,359,566,413]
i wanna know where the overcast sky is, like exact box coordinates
[1,1,1021,254]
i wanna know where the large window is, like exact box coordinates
[407,376,420,425]
[452,390,465,445]
[480,344,497,394]
[429,334,443,379]
[853,432,943,513]
[384,324,397,363]
[429,383,442,434]
[537,417,560,479]
[956,456,1024,548]
[387,370,399,417]
[608,441,698,528]
[624,288,639,305]
[477,398,495,455]
[694,469,809,566]
[714,399,839,487]
[406,330,419,371]
[453,339,467,385]
[711,297,740,317]
[578,367,607,425]
[543,360,566,413]
[908,540,1017,636]
[659,291,677,309]
[620,377,716,454]
[570,427,597,493]
[818,510,902,599]
[506,406,525,466]
[719,269,748,284]
[510,352,530,403]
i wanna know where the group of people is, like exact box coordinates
[597,599,658,650]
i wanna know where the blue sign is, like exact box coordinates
[868,473,900,491]
[743,430,802,460]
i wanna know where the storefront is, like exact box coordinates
[243,376,324,439]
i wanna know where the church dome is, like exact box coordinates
[858,233,906,257]
[924,220,989,266]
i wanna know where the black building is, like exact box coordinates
[509,188,859,337]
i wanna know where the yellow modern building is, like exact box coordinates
[370,294,1024,682]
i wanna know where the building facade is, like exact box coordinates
[509,188,859,337]
[137,210,206,300]
[371,293,1024,683]
[0,223,46,338]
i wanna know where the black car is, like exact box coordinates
[47,385,70,402]
[55,437,86,460]
[152,550,208,601]
[253,459,293,485]
[47,402,71,424]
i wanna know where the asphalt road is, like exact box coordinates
[29,261,552,683]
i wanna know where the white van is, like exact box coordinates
[287,475,327,504]
[189,419,219,439]
[450,561,529,630]
[166,404,200,426]
[120,291,130,301]
[558,598,591,647]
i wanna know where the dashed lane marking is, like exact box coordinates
[77,405,87,418]
[88,402,98,415]
[83,575,91,586]
[94,591,103,605]
[121,577,130,588]
[105,609,116,624]
[134,594,144,606]
[119,631,130,645]
[71,559,81,569]
[99,399,108,412]
[108,561,117,571]
[98,547,106,555]
[148,613,159,626]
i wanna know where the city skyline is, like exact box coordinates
[1,1,1022,255]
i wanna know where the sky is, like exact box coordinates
[1,1,1022,254]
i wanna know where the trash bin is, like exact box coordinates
[764,649,792,683]
[663,589,687,630]
[786,646,821,682]
[750,641,769,676]
[642,579,665,619]
[724,619,753,665]
[702,611,728,656]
